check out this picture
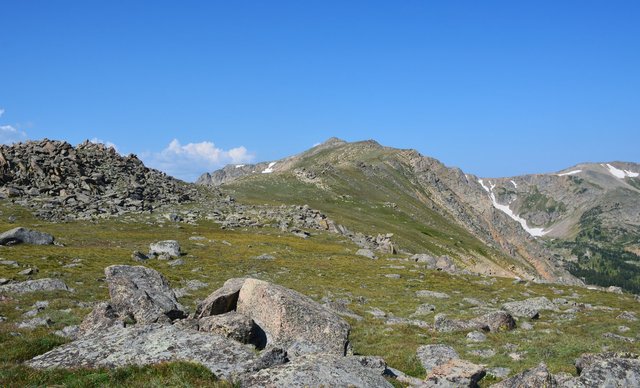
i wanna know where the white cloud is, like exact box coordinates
[141,139,254,182]
[0,125,27,145]
[89,137,119,152]
[0,108,5,118]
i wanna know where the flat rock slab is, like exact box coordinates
[0,227,54,246]
[417,344,460,374]
[240,353,393,388]
[236,278,351,358]
[423,358,485,387]
[26,323,261,379]
[0,278,70,294]
[502,297,557,319]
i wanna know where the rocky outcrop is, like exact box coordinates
[28,265,395,386]
[236,278,351,358]
[569,352,640,387]
[0,278,70,294]
[0,227,54,245]
[0,139,197,220]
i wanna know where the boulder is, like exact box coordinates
[0,278,70,294]
[417,344,460,374]
[568,352,640,387]
[105,265,185,324]
[26,323,272,380]
[0,227,54,245]
[502,297,556,319]
[194,278,246,318]
[236,278,351,358]
[198,311,266,348]
[356,249,377,259]
[239,353,393,387]
[423,358,485,387]
[471,310,516,332]
[491,363,557,387]
[149,240,181,258]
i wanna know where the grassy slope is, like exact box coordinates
[225,145,532,275]
[1,197,637,386]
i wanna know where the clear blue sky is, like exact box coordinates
[1,1,639,181]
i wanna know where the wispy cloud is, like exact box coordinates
[141,139,254,182]
[89,137,119,152]
[0,108,5,118]
[0,125,28,145]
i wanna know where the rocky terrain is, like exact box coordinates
[0,139,200,221]
[0,137,639,387]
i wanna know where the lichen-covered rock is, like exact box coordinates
[149,240,181,258]
[566,352,640,387]
[502,297,557,319]
[194,278,246,318]
[422,358,485,387]
[198,311,265,348]
[0,227,54,246]
[471,310,516,332]
[26,323,265,379]
[236,278,351,358]
[0,278,70,294]
[104,265,185,325]
[239,353,393,387]
[491,363,557,387]
[417,344,460,375]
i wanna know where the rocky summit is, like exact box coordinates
[0,139,197,220]
[0,137,639,387]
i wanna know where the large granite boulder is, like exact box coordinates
[236,278,351,358]
[0,227,54,246]
[194,278,246,318]
[149,240,181,258]
[567,352,640,387]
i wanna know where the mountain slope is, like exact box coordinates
[197,138,579,284]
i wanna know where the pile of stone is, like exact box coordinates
[26,265,398,387]
[0,140,199,220]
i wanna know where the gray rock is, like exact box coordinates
[416,290,450,299]
[131,251,149,262]
[236,278,351,358]
[417,344,460,374]
[26,323,266,379]
[0,260,19,267]
[356,249,377,259]
[54,325,80,339]
[472,310,516,332]
[566,352,640,387]
[195,278,246,318]
[469,349,496,358]
[18,267,38,276]
[486,367,511,379]
[167,259,184,267]
[0,278,71,294]
[367,308,387,318]
[502,297,557,319]
[198,311,264,348]
[467,331,487,342]
[240,353,393,388]
[149,240,181,258]
[617,311,638,321]
[423,358,486,387]
[0,227,54,245]
[18,317,52,329]
[492,363,556,387]
[254,254,275,260]
[108,265,184,322]
[412,303,436,317]
[0,278,9,285]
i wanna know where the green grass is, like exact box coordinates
[1,200,639,386]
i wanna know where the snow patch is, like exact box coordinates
[478,179,547,237]
[510,180,518,188]
[557,170,582,176]
[235,164,245,168]
[261,162,277,174]
[604,163,639,179]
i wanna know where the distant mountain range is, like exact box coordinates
[198,138,640,291]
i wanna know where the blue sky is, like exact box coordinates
[1,1,639,181]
